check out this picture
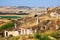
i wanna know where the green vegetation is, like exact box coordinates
[7,36,20,40]
[0,22,14,30]
[0,36,20,40]
[34,33,40,39]
[0,16,21,19]
[51,31,60,40]
[34,33,51,40]
[34,31,60,40]
[53,31,60,37]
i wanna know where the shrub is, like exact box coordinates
[34,33,51,40]
[34,33,41,39]
[7,36,20,40]
[0,22,14,30]
[52,31,60,38]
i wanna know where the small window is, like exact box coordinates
[6,32,8,37]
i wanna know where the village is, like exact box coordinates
[0,6,60,40]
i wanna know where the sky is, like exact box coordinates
[0,0,60,7]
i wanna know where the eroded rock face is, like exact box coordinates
[19,17,38,28]
[16,15,60,32]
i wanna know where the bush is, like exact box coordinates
[0,22,14,30]
[7,36,20,40]
[42,35,51,40]
[12,36,20,40]
[34,33,41,39]
[52,31,60,38]
[34,33,51,40]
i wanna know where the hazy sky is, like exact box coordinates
[0,0,60,7]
